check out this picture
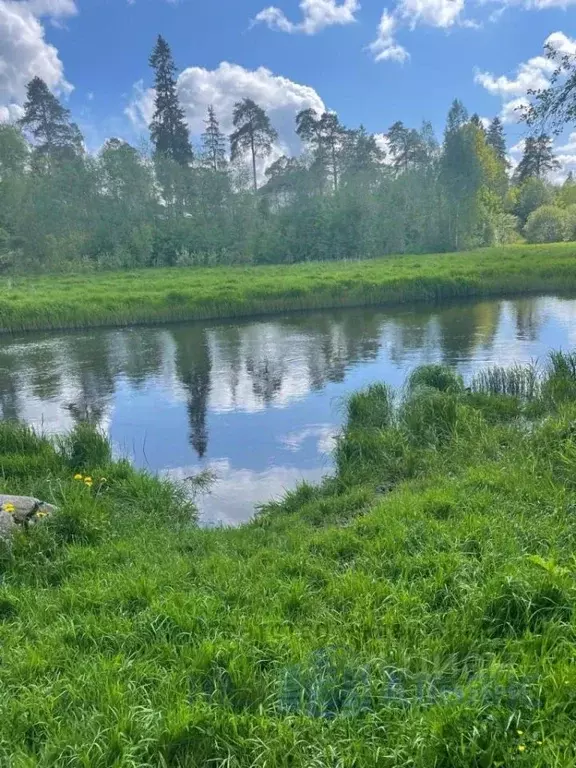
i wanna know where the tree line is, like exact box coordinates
[0,34,575,272]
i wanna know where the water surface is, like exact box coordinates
[1,295,575,525]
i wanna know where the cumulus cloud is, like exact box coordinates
[526,0,576,9]
[126,61,325,156]
[253,0,360,35]
[0,104,24,123]
[474,31,576,124]
[24,0,77,16]
[545,30,576,55]
[367,0,475,65]
[474,56,554,99]
[368,10,409,62]
[499,97,529,124]
[127,62,327,182]
[557,131,576,154]
[0,0,74,123]
[398,0,464,28]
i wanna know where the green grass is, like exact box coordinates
[1,242,576,332]
[6,354,576,764]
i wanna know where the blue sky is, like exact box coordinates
[1,0,576,172]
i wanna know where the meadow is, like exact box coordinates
[1,242,576,332]
[3,354,576,765]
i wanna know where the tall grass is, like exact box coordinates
[0,242,575,333]
[4,357,576,764]
[471,362,541,399]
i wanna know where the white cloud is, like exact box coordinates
[557,131,576,153]
[398,0,464,28]
[509,139,525,156]
[499,96,529,124]
[368,10,409,62]
[253,0,360,35]
[368,0,476,64]
[474,56,554,99]
[0,103,24,123]
[474,31,576,124]
[527,0,576,9]
[126,61,325,157]
[545,30,576,55]
[24,0,77,16]
[0,0,74,123]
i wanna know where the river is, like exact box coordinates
[0,294,575,525]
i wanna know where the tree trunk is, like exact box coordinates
[250,132,257,192]
[331,143,338,192]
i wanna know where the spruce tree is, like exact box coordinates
[445,99,469,136]
[149,35,193,166]
[515,135,559,183]
[470,113,486,135]
[230,98,278,192]
[486,117,508,166]
[18,76,83,159]
[201,106,227,171]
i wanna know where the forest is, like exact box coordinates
[1,35,576,273]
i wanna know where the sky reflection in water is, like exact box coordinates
[1,295,575,524]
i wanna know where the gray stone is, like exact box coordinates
[0,494,57,539]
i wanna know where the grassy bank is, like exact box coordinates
[1,242,576,333]
[4,355,576,764]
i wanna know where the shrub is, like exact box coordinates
[565,204,576,242]
[512,177,553,224]
[524,205,568,244]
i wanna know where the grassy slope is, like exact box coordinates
[3,360,576,765]
[2,242,576,332]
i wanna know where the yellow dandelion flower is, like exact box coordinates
[36,511,48,518]
[518,745,526,753]
[517,730,524,736]
[84,479,93,487]
[2,502,15,514]
[74,473,83,480]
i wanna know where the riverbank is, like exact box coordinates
[2,242,576,333]
[3,355,576,764]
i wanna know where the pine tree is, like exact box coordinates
[486,117,508,166]
[149,35,193,166]
[18,77,83,159]
[296,109,347,191]
[386,121,426,174]
[515,135,560,183]
[230,98,278,192]
[201,106,227,171]
[342,126,385,177]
